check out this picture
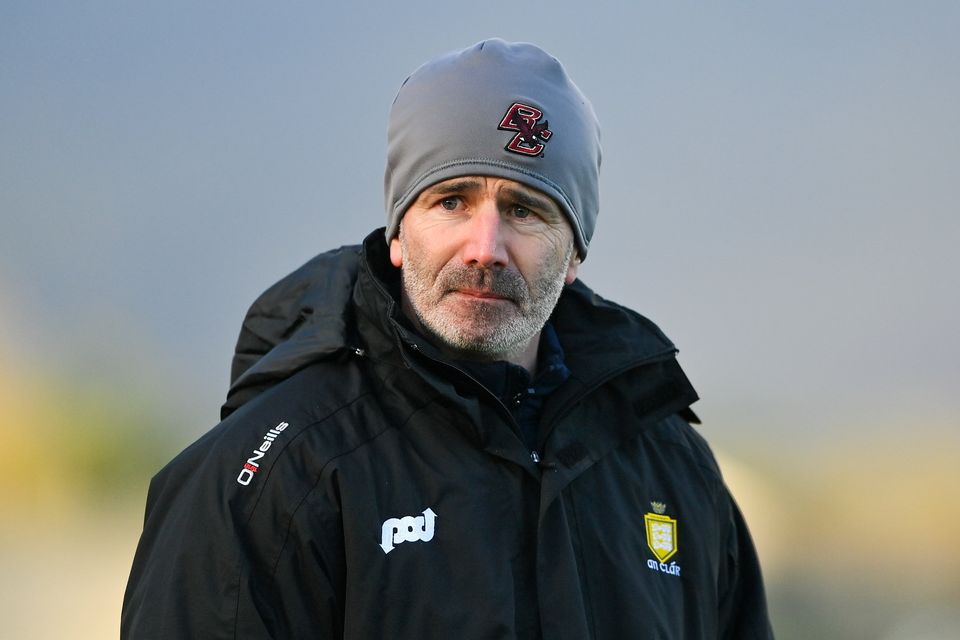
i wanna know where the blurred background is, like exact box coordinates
[2,2,958,638]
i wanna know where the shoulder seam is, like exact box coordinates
[647,416,724,485]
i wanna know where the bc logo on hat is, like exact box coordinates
[498,102,553,156]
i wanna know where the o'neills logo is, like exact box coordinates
[236,421,289,486]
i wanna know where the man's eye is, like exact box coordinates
[439,197,461,211]
[511,206,532,219]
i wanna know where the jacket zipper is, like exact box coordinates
[399,338,539,458]
[394,330,680,467]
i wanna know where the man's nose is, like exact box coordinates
[460,203,509,268]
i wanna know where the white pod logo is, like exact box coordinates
[380,508,437,554]
[236,421,289,486]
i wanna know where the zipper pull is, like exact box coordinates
[532,451,558,470]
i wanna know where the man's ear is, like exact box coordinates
[564,253,580,285]
[389,236,403,268]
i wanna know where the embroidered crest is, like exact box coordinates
[498,102,552,156]
[644,509,678,563]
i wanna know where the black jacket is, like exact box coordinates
[122,229,774,639]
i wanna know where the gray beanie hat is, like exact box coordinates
[384,39,601,258]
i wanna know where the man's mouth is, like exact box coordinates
[453,288,510,300]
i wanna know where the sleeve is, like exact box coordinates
[120,429,345,639]
[717,489,776,639]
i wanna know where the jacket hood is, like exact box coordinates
[222,244,361,418]
[223,228,697,421]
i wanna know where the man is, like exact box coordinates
[122,39,774,639]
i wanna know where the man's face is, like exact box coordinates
[389,176,579,362]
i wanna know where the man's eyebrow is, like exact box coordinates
[500,187,557,214]
[423,180,484,196]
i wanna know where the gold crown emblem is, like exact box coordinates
[650,501,667,515]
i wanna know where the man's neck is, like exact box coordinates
[503,334,540,375]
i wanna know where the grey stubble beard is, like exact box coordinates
[399,235,573,362]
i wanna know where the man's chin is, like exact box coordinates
[422,322,527,361]
[408,299,534,360]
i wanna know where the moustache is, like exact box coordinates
[438,265,528,302]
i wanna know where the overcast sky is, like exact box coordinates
[2,1,957,446]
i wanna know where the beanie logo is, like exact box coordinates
[498,102,552,156]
